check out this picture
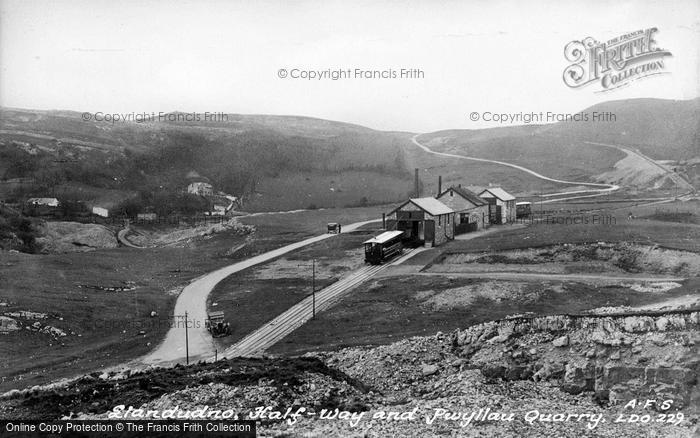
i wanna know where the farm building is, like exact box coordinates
[26,197,59,207]
[387,197,454,247]
[437,185,490,233]
[187,182,214,197]
[92,206,109,218]
[136,212,157,222]
[478,187,516,224]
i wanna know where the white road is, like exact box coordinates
[141,218,380,365]
[410,134,620,200]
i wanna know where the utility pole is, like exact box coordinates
[184,311,189,365]
[299,259,317,319]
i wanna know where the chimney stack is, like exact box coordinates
[438,176,442,196]
[414,168,420,198]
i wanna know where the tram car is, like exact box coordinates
[364,230,404,264]
[516,201,532,219]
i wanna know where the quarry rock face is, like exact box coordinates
[451,311,700,409]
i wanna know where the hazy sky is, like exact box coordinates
[1,0,698,131]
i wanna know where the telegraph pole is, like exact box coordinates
[184,311,189,365]
[299,259,317,319]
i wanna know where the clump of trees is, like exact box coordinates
[0,206,39,253]
[112,192,209,218]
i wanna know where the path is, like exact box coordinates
[116,226,144,249]
[410,134,620,200]
[140,218,380,365]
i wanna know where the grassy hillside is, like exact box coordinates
[540,98,700,160]
[418,98,699,195]
[1,98,696,212]
[0,109,413,211]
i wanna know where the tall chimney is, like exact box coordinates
[438,176,442,196]
[414,168,420,198]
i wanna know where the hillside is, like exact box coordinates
[418,98,699,195]
[1,98,697,213]
[0,109,414,211]
[541,98,700,160]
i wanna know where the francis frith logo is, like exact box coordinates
[563,28,672,91]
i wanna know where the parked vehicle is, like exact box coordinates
[327,222,341,233]
[205,311,231,337]
[516,202,532,219]
[364,230,404,264]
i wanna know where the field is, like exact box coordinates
[208,228,383,353]
[0,205,387,391]
[266,201,700,355]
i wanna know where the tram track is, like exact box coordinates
[223,250,416,358]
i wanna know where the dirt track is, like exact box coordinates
[410,134,620,200]
[140,218,380,366]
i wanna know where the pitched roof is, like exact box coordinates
[363,230,405,244]
[438,186,487,206]
[389,197,454,216]
[479,187,516,201]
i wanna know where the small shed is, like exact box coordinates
[136,212,157,222]
[92,206,109,218]
[437,185,490,233]
[387,197,454,247]
[478,187,516,224]
[187,182,214,197]
[26,197,59,207]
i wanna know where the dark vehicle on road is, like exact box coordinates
[364,230,404,264]
[327,222,341,233]
[516,201,532,219]
[205,311,231,337]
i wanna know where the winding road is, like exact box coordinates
[141,218,380,365]
[138,133,692,366]
[411,134,620,200]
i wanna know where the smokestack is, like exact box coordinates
[414,168,420,198]
[438,176,442,196]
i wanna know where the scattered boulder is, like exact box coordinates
[420,364,439,377]
[552,335,569,347]
[0,316,20,333]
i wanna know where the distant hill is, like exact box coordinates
[1,98,697,212]
[0,109,414,211]
[417,98,699,195]
[540,98,700,160]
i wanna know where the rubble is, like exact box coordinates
[1,310,697,437]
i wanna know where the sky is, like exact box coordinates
[0,0,698,132]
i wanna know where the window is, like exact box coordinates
[447,215,450,224]
[438,216,441,226]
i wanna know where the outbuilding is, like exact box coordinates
[387,197,454,247]
[478,187,516,224]
[437,185,490,233]
[92,206,109,218]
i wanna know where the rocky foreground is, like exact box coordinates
[1,311,698,437]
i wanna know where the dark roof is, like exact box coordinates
[438,186,487,206]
